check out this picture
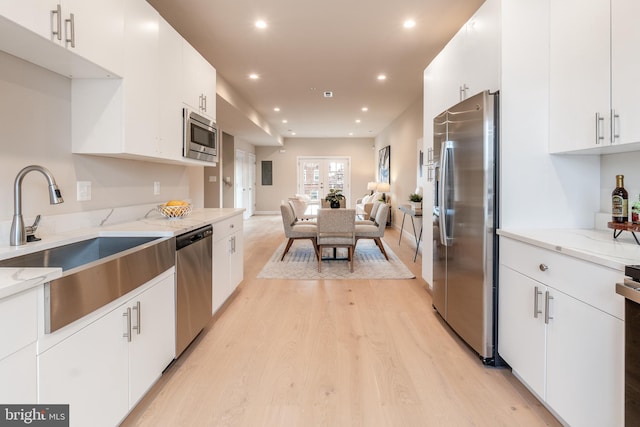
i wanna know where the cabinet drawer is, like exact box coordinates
[212,215,243,241]
[0,288,38,360]
[500,237,624,319]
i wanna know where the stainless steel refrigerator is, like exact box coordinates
[432,90,499,365]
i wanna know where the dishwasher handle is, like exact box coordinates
[176,225,213,250]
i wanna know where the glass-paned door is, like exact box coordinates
[298,157,351,212]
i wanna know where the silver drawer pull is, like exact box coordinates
[539,264,548,272]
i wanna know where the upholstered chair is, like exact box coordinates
[355,204,390,260]
[288,197,315,221]
[316,208,356,272]
[280,203,319,261]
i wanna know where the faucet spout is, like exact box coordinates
[10,165,64,246]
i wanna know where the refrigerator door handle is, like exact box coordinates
[439,140,453,246]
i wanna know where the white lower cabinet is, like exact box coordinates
[38,270,175,427]
[498,237,624,426]
[212,215,244,313]
[0,288,39,403]
[0,344,37,404]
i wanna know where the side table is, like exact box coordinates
[398,204,422,262]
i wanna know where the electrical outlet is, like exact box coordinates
[77,181,91,201]
[153,181,160,195]
[209,175,217,182]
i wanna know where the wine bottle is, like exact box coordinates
[612,174,628,223]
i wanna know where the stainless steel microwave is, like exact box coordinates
[183,108,218,163]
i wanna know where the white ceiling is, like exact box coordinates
[147,0,485,146]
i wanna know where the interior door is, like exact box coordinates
[298,157,351,209]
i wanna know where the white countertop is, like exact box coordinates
[0,208,243,299]
[498,228,640,271]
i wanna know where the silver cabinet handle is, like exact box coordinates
[202,95,207,112]
[123,307,132,342]
[459,84,469,101]
[132,301,141,335]
[51,5,62,41]
[612,109,620,142]
[544,291,554,324]
[533,286,543,318]
[65,13,75,48]
[595,112,605,145]
[539,264,548,272]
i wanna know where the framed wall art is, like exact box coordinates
[378,145,390,184]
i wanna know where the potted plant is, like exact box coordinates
[409,193,423,213]
[325,189,345,208]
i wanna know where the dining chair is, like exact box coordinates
[280,203,319,261]
[355,204,390,260]
[316,208,356,272]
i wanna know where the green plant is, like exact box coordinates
[409,193,423,203]
[325,189,345,205]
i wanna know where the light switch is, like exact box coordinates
[77,181,91,201]
[209,176,217,182]
[153,181,161,195]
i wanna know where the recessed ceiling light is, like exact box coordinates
[403,19,416,29]
[274,107,280,112]
[355,119,361,124]
[282,119,288,124]
[255,20,267,29]
[291,131,296,135]
[361,107,368,112]
[349,132,354,136]
[377,74,387,81]
[249,73,259,80]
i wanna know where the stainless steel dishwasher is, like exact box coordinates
[175,224,213,357]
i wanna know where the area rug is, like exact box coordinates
[257,239,415,280]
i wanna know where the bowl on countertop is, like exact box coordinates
[157,203,192,219]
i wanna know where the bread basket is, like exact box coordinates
[158,203,192,219]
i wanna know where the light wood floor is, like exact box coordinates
[122,215,560,427]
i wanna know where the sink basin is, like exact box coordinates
[0,236,161,272]
[0,236,176,333]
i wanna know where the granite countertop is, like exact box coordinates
[498,228,640,271]
[0,208,243,300]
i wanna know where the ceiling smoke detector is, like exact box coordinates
[323,91,333,98]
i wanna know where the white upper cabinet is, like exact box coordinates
[550,0,640,153]
[0,1,60,40]
[549,0,610,153]
[61,0,124,76]
[157,18,184,161]
[0,0,124,77]
[122,0,160,157]
[183,40,216,121]
[611,0,640,146]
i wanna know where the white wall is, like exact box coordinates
[374,96,424,227]
[255,137,375,213]
[0,51,197,226]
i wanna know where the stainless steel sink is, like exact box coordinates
[0,236,161,272]
[0,236,176,333]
